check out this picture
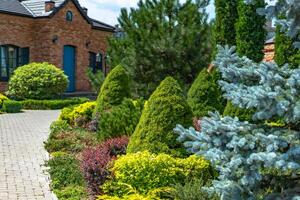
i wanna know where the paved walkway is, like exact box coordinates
[0,110,60,200]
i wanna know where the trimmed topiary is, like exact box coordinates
[127,77,192,157]
[223,101,255,122]
[187,68,225,118]
[93,65,130,117]
[7,62,68,100]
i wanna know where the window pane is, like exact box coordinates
[0,46,8,79]
[8,46,17,77]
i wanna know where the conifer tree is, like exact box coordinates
[108,0,212,98]
[236,0,266,62]
[127,77,192,157]
[275,27,300,69]
[214,0,238,46]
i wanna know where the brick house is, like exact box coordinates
[0,0,115,92]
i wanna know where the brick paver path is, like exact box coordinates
[0,110,60,200]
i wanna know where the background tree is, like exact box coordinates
[108,0,212,98]
[214,0,238,46]
[235,0,266,62]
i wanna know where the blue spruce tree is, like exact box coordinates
[174,1,300,199]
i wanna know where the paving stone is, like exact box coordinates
[0,110,60,200]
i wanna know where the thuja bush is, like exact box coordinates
[187,68,225,118]
[93,65,130,117]
[174,46,300,199]
[80,136,129,195]
[7,62,68,100]
[101,151,215,198]
[97,98,143,140]
[223,101,255,122]
[127,77,192,157]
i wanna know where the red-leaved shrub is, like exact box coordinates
[80,136,129,195]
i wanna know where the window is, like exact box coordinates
[0,45,29,81]
[66,11,73,22]
[89,52,103,73]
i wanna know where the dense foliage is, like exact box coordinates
[86,68,105,93]
[45,120,98,154]
[101,151,215,198]
[20,98,88,110]
[236,0,266,62]
[127,77,192,157]
[97,98,143,140]
[274,21,300,68]
[47,153,85,189]
[175,46,300,199]
[223,101,254,122]
[108,0,212,97]
[7,62,68,100]
[69,102,96,127]
[1,100,22,113]
[187,68,225,118]
[93,65,130,116]
[0,93,8,108]
[80,136,129,195]
[214,0,238,46]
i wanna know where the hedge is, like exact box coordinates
[20,98,89,110]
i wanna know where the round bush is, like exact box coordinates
[93,65,130,117]
[127,77,193,157]
[7,62,68,100]
[187,68,226,118]
[101,151,215,198]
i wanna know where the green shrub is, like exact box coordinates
[127,77,192,157]
[49,120,71,135]
[47,153,86,190]
[46,122,98,154]
[86,68,105,93]
[0,93,9,108]
[54,186,88,200]
[1,100,22,113]
[70,102,96,127]
[98,98,143,140]
[170,178,219,200]
[102,151,215,198]
[223,101,255,122]
[187,68,225,118]
[7,62,68,100]
[20,98,89,110]
[93,65,130,117]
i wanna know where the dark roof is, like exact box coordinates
[91,19,115,32]
[0,0,32,17]
[0,0,115,32]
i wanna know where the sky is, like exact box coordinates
[78,0,215,26]
[78,0,274,26]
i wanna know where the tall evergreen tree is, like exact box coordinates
[108,0,212,98]
[236,0,267,62]
[214,0,238,46]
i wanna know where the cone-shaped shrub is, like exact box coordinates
[127,77,192,157]
[187,68,225,118]
[93,65,130,117]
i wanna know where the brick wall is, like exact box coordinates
[0,0,113,93]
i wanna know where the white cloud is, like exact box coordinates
[78,0,275,26]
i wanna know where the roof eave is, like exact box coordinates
[92,26,116,33]
[0,10,33,18]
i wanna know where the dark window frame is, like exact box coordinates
[66,11,73,22]
[0,45,30,81]
[89,52,103,73]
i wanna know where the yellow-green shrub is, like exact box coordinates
[59,102,96,127]
[102,151,215,198]
[0,93,8,107]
